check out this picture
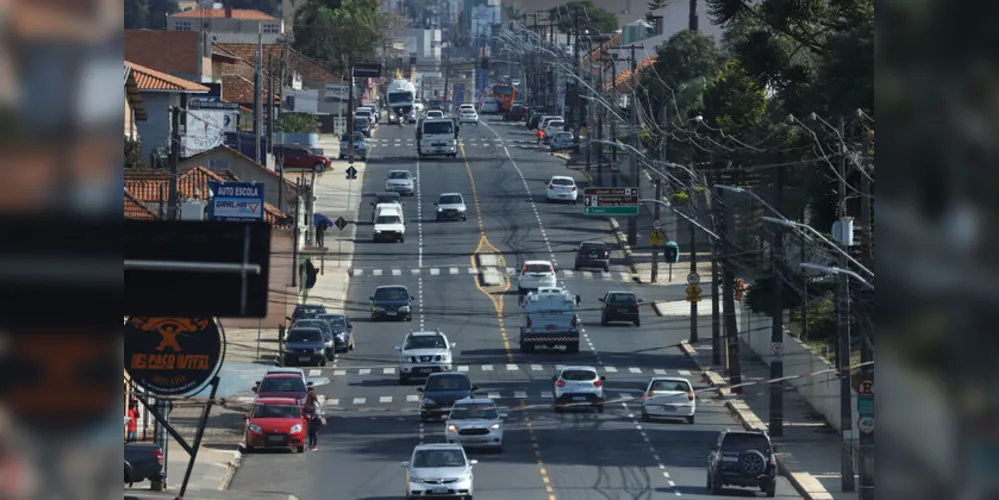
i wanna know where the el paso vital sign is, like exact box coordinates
[124,317,223,396]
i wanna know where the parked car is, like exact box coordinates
[504,104,527,121]
[124,443,164,489]
[339,131,368,160]
[274,144,331,173]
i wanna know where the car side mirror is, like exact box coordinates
[370,202,375,206]
[285,316,293,322]
[400,461,409,467]
[347,324,353,331]
[469,459,478,465]
[416,387,424,392]
[450,343,457,348]
[434,202,438,206]
[772,445,778,452]
[600,376,606,381]
[395,345,402,351]
[638,299,644,303]
[598,297,605,302]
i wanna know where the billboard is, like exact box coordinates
[182,109,236,158]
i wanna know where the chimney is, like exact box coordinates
[224,4,232,18]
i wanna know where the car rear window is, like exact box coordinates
[258,377,306,394]
[524,264,553,274]
[721,433,771,452]
[607,293,637,304]
[651,380,691,392]
[551,178,574,186]
[561,369,597,381]
[375,215,402,224]
[286,329,322,343]
[388,171,410,179]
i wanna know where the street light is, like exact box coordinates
[638,198,719,240]
[799,263,874,290]
[763,216,874,278]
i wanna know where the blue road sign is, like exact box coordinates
[476,70,487,93]
[208,181,265,221]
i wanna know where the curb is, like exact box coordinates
[608,218,640,280]
[678,342,828,500]
[218,449,243,491]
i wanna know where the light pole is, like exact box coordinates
[762,216,874,278]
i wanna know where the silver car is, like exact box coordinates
[435,192,467,221]
[401,444,477,498]
[385,170,415,196]
[445,399,506,451]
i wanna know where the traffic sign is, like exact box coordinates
[770,342,784,361]
[207,181,265,221]
[857,416,874,434]
[856,379,874,398]
[345,165,358,180]
[582,187,639,216]
[652,219,663,231]
[687,272,700,285]
[650,230,665,246]
[334,216,348,231]
[685,283,702,302]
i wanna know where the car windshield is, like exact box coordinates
[404,335,447,350]
[319,315,347,327]
[551,178,574,186]
[561,369,597,381]
[524,264,552,274]
[438,195,462,204]
[722,434,772,452]
[295,305,324,316]
[388,172,411,180]
[258,377,307,394]
[374,287,408,300]
[607,293,637,304]
[412,449,466,468]
[293,320,329,333]
[389,92,413,103]
[449,404,498,420]
[424,375,471,392]
[375,215,402,224]
[355,110,371,116]
[251,404,300,419]
[651,380,692,392]
[548,120,564,127]
[556,133,572,140]
[423,121,453,135]
[286,329,322,343]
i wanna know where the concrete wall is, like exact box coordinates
[275,132,319,147]
[220,229,295,329]
[136,92,181,165]
[180,147,295,214]
[736,305,859,434]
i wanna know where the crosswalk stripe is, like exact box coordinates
[383,367,395,375]
[406,394,419,402]
[541,391,553,399]
[430,268,440,275]
[353,397,366,405]
[563,270,574,277]
[334,369,346,376]
[481,365,493,371]
[373,269,383,276]
[618,393,634,400]
[353,269,363,277]
[358,368,371,375]
[392,269,402,276]
[317,395,326,404]
[514,391,528,399]
[449,267,459,274]
[411,268,420,275]
[467,267,477,274]
[506,364,518,371]
[531,364,543,371]
[629,367,642,374]
[654,369,667,375]
[308,369,322,376]
[487,392,500,399]
[457,365,469,372]
[678,370,692,376]
[327,398,338,406]
[604,366,618,373]
[379,396,392,403]
[580,271,591,278]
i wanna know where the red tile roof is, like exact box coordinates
[124,166,289,226]
[216,43,344,84]
[124,188,159,219]
[614,55,657,93]
[172,8,275,20]
[182,145,296,190]
[125,60,209,93]
[125,30,201,76]
[221,73,281,105]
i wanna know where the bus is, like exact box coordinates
[491,84,516,112]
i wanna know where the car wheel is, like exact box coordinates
[462,215,467,221]
[687,415,695,424]
[601,318,609,327]
[296,445,305,453]
[635,319,641,327]
[313,162,325,173]
[399,236,405,243]
[604,266,610,272]
[554,405,562,413]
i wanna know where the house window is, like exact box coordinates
[262,23,280,33]
[174,21,192,31]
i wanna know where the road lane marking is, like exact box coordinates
[411,268,420,275]
[654,369,667,375]
[327,398,338,406]
[487,392,500,399]
[678,369,692,376]
[358,368,371,375]
[308,369,322,376]
[604,366,618,373]
[506,364,518,371]
[392,269,402,276]
[406,394,419,402]
[430,268,440,275]
[531,364,543,371]
[629,367,642,373]
[379,396,392,403]
[514,391,528,399]
[352,397,365,405]
[372,269,383,276]
[333,369,346,376]
[481,364,493,371]
[382,367,394,375]
[457,365,469,372]
[449,267,459,274]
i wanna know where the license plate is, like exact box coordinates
[572,396,586,401]
[267,435,284,442]
[618,309,630,313]
[298,356,311,362]
[722,456,739,462]
[663,406,676,412]
[419,368,433,373]
[387,311,398,316]
[431,487,448,494]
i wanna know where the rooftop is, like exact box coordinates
[171,8,275,20]
[125,60,209,93]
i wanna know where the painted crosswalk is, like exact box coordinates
[365,139,535,146]
[326,364,695,377]
[237,389,711,406]
[349,267,635,282]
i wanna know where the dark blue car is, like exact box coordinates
[370,285,413,322]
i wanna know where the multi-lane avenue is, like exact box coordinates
[228,114,805,499]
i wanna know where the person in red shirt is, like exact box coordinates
[126,401,138,443]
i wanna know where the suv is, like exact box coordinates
[434,193,467,221]
[598,291,643,327]
[274,144,331,173]
[574,241,611,271]
[706,429,778,497]
[552,365,606,413]
[396,330,455,384]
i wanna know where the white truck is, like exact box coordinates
[416,118,458,158]
[518,286,582,354]
[387,76,417,124]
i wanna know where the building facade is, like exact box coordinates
[168,6,284,44]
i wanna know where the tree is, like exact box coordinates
[125,0,149,29]
[229,0,282,17]
[276,113,319,134]
[293,0,384,76]
[146,0,179,30]
[700,60,768,137]
[548,1,618,35]
[125,138,144,169]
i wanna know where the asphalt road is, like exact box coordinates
[228,114,804,500]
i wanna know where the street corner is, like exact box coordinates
[219,448,244,491]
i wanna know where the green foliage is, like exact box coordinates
[670,190,690,206]
[646,31,722,96]
[125,138,144,169]
[124,0,149,29]
[276,113,319,134]
[700,60,767,137]
[548,1,618,35]
[293,0,383,75]
[787,293,836,345]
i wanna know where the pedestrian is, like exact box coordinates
[537,128,544,148]
[126,400,138,443]
[316,221,327,247]
[303,389,324,451]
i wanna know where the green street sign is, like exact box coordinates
[583,187,639,216]
[584,206,639,216]
[857,398,874,417]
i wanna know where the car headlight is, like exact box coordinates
[400,306,411,312]
[248,423,262,433]
[437,207,443,212]
[290,424,303,433]
[446,424,458,433]
[490,423,501,430]
[422,398,436,405]
[336,332,347,340]
[315,348,324,353]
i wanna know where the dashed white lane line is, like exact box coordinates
[417,156,426,330]
[418,421,425,444]
[379,395,392,403]
[406,394,419,402]
[382,367,394,375]
[481,122,558,266]
[308,369,322,376]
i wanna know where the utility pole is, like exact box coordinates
[167,106,181,220]
[584,36,594,169]
[710,172,722,365]
[719,185,742,392]
[858,128,874,500]
[610,59,618,187]
[689,208,698,342]
[689,0,699,31]
[572,12,581,141]
[769,159,785,437]
[347,67,355,164]
[291,177,301,288]
[254,23,263,163]
[650,103,666,282]
[595,53,605,184]
[619,44,643,246]
[267,54,275,156]
[836,116,856,492]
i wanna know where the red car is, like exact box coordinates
[243,397,307,453]
[252,373,312,404]
[273,144,331,173]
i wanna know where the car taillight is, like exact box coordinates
[593,380,602,387]
[571,186,577,191]
[603,251,610,258]
[769,454,776,465]
[153,450,164,466]
[635,305,641,312]
[548,184,554,190]
[556,380,565,387]
[687,391,695,401]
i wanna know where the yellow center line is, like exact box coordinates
[461,143,556,500]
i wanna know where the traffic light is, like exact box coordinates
[304,259,318,289]
[664,241,680,263]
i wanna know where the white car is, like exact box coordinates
[445,398,506,450]
[458,108,479,124]
[265,367,307,387]
[425,109,445,119]
[385,170,416,196]
[480,99,500,114]
[641,377,696,424]
[401,444,476,498]
[373,205,405,243]
[517,260,557,294]
[546,175,578,203]
[542,119,565,140]
[553,365,606,413]
[396,330,455,384]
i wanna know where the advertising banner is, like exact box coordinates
[124,317,223,396]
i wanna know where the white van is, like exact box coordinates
[373,204,405,243]
[417,118,458,158]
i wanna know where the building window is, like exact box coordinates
[174,21,192,31]
[263,23,280,33]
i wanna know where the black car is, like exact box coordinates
[706,429,778,497]
[281,327,327,366]
[292,318,336,360]
[525,107,545,128]
[599,291,643,327]
[291,304,326,323]
[574,241,611,271]
[124,443,165,489]
[418,372,478,422]
[370,192,403,219]
[528,113,546,130]
[316,313,354,353]
[370,285,413,321]
[427,98,444,110]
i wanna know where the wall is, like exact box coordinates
[167,17,282,35]
[179,147,295,213]
[736,305,859,434]
[220,228,294,329]
[209,32,284,44]
[608,0,726,76]
[136,92,180,165]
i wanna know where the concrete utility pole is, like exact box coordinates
[610,58,618,187]
[719,185,742,392]
[347,67,355,164]
[267,54,275,156]
[595,53,605,183]
[584,36,594,166]
[571,13,581,141]
[167,106,181,220]
[710,172,722,365]
[858,128,874,500]
[689,200,698,342]
[769,159,785,437]
[650,103,667,282]
[689,0,699,31]
[254,23,263,163]
[619,43,643,246]
[836,116,856,492]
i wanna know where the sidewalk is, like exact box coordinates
[682,339,858,500]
